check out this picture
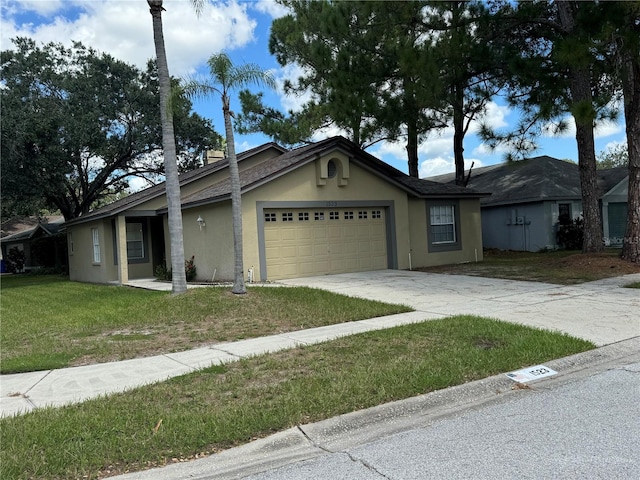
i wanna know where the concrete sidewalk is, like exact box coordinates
[112,337,640,480]
[2,271,638,418]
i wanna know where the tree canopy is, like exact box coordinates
[240,0,501,181]
[1,38,222,221]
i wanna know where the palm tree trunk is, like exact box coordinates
[148,0,187,294]
[223,95,247,294]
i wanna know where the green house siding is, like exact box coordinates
[607,203,628,245]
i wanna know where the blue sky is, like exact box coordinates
[1,0,626,184]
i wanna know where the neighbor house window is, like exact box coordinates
[68,232,74,255]
[558,203,571,223]
[372,210,381,219]
[92,228,101,263]
[299,212,309,221]
[264,212,276,222]
[430,205,456,243]
[126,223,144,259]
[314,212,325,221]
[282,212,293,222]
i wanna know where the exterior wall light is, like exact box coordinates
[196,216,206,230]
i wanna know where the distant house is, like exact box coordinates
[1,216,67,272]
[427,156,628,252]
[64,136,488,285]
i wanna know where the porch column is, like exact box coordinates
[116,215,129,285]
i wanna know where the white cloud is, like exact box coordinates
[419,156,482,178]
[128,176,151,193]
[468,100,511,133]
[6,0,65,16]
[542,115,623,141]
[594,119,623,138]
[310,124,349,142]
[274,63,315,112]
[253,0,290,19]
[1,0,258,76]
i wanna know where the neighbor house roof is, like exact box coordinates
[427,156,628,207]
[1,216,65,243]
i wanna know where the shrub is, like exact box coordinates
[154,262,171,281]
[185,256,197,282]
[556,217,583,250]
[154,256,197,282]
[6,247,25,273]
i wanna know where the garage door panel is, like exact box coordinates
[297,245,313,257]
[264,207,388,280]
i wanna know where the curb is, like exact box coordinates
[114,336,640,479]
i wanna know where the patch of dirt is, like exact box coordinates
[554,253,640,276]
[418,250,640,284]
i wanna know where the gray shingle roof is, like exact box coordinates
[65,142,287,226]
[427,156,628,207]
[180,136,487,208]
[1,216,65,242]
[68,137,487,223]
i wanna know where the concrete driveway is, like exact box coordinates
[280,270,640,346]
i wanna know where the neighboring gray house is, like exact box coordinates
[1,215,67,272]
[428,156,628,252]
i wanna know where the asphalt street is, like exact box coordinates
[245,361,640,480]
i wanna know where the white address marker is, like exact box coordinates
[505,364,557,383]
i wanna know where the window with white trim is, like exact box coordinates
[126,223,144,259]
[430,205,456,244]
[299,212,309,221]
[282,212,293,222]
[91,228,101,263]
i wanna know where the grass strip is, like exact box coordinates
[0,316,594,480]
[0,275,410,373]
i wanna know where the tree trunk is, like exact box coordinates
[574,110,603,253]
[620,37,640,263]
[148,0,187,294]
[223,95,247,294]
[406,120,419,178]
[452,82,466,186]
[557,1,603,253]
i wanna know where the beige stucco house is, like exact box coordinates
[65,136,487,284]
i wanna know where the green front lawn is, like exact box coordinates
[0,316,594,480]
[0,275,411,373]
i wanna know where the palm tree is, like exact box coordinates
[183,54,276,294]
[147,0,203,294]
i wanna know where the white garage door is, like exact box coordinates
[264,207,388,280]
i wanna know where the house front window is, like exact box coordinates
[126,223,144,259]
[91,228,101,263]
[430,205,456,243]
[427,201,461,252]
